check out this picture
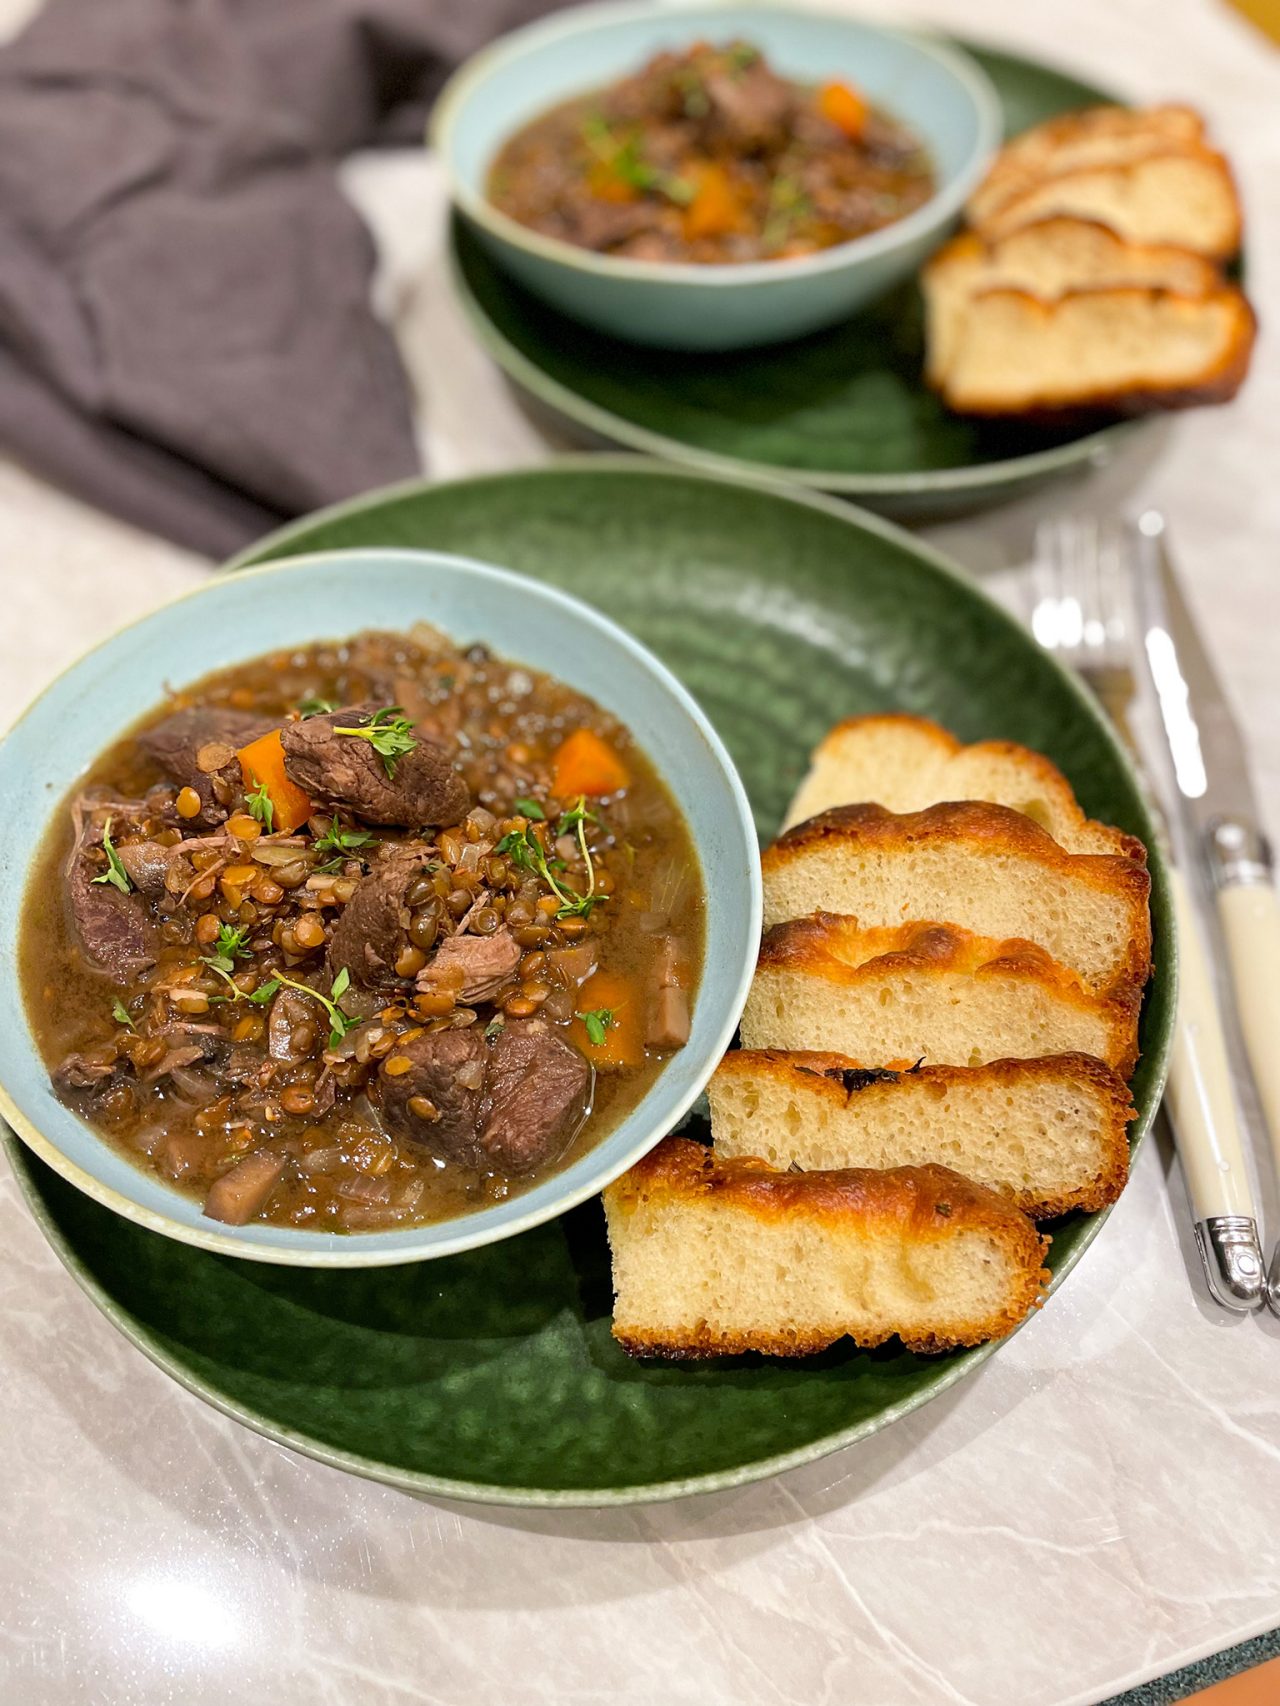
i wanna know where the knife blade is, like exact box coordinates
[1136,510,1280,1315]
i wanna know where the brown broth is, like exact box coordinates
[487,41,934,265]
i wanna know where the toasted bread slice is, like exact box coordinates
[923,218,1221,386]
[761,801,1151,997]
[604,1137,1049,1357]
[782,713,1143,861]
[967,104,1206,228]
[940,283,1255,415]
[976,147,1242,259]
[709,1050,1132,1218]
[741,913,1140,1076]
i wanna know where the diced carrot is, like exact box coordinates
[570,970,644,1070]
[236,728,313,834]
[818,80,868,140]
[681,162,744,241]
[552,728,630,799]
[587,160,639,204]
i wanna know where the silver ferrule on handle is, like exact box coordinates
[1194,1217,1266,1311]
[1207,818,1274,889]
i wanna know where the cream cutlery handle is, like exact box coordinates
[1166,869,1265,1308]
[1217,880,1280,1159]
[1168,870,1255,1214]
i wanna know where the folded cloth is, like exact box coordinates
[0,0,569,558]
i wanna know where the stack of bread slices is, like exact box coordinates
[605,714,1151,1361]
[922,104,1255,415]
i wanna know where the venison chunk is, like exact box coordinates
[280,705,469,828]
[478,1027,591,1174]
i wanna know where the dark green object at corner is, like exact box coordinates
[7,462,1174,1505]
[449,42,1157,520]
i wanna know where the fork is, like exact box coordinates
[1023,517,1265,1311]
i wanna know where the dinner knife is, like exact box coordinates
[1135,511,1273,1310]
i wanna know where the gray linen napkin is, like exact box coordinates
[0,0,568,558]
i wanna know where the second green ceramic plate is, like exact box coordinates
[6,461,1173,1505]
[450,42,1153,518]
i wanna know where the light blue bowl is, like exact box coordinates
[0,550,761,1266]
[431,0,1000,351]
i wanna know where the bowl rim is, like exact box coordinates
[429,0,1002,290]
[445,212,1155,498]
[0,545,763,1269]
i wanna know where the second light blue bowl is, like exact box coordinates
[431,0,1000,351]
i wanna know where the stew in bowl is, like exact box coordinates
[487,39,934,266]
[1,550,759,1264]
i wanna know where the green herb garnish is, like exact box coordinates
[276,967,358,1048]
[314,816,376,869]
[200,923,252,977]
[484,1016,505,1043]
[762,175,810,252]
[245,778,275,833]
[495,809,603,922]
[578,1007,617,1048]
[675,67,710,118]
[297,697,336,718]
[513,797,545,821]
[111,999,135,1031]
[582,114,694,205]
[725,41,760,75]
[332,706,418,778]
[90,818,132,895]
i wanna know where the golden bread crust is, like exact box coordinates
[941,284,1256,417]
[923,217,1221,297]
[804,713,1146,862]
[605,1139,1051,1357]
[763,799,1152,997]
[977,146,1243,257]
[967,104,1207,225]
[710,1049,1134,1216]
[754,912,1142,1077]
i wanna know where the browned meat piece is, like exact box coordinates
[702,56,794,153]
[54,1051,118,1092]
[376,1029,487,1161]
[64,800,155,980]
[280,705,469,829]
[562,198,666,253]
[421,929,522,1004]
[327,850,429,989]
[203,1151,287,1224]
[116,840,174,897]
[138,707,271,828]
[478,1026,591,1174]
[647,985,691,1050]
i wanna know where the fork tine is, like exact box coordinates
[1030,514,1136,674]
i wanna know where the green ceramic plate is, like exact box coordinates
[449,42,1157,519]
[5,461,1174,1506]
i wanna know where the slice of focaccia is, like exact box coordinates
[761,801,1151,997]
[781,713,1143,861]
[604,1137,1049,1357]
[741,912,1141,1076]
[938,282,1255,416]
[974,147,1242,259]
[967,104,1207,229]
[923,217,1221,387]
[708,1050,1132,1218]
